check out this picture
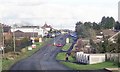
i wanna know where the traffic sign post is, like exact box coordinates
[66,38,70,43]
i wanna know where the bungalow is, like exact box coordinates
[102,29,119,43]
[102,29,116,37]
[11,26,44,38]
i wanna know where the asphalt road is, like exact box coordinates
[10,35,70,70]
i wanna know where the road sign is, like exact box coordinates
[66,38,69,43]
[53,42,56,46]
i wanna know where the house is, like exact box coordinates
[93,30,117,43]
[41,23,53,36]
[102,29,116,37]
[38,27,44,37]
[11,26,44,38]
[108,31,120,43]
[102,29,119,43]
[0,23,12,51]
[11,27,38,38]
[41,23,52,31]
[1,24,12,40]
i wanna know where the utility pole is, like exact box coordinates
[13,25,16,53]
[33,27,34,38]
[0,23,4,72]
[32,26,35,44]
[0,24,5,57]
[1,24,4,57]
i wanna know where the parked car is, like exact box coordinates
[47,33,56,38]
[51,34,56,38]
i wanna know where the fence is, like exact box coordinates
[106,53,120,63]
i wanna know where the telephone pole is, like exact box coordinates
[0,23,2,72]
[13,24,16,53]
[0,24,5,57]
[1,24,4,56]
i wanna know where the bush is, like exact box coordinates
[118,62,120,67]
[4,39,14,53]
[4,37,32,53]
[21,48,27,53]
[34,38,39,42]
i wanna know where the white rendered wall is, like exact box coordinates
[76,52,105,64]
[89,54,105,64]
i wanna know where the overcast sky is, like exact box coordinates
[0,0,119,30]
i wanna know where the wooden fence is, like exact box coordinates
[105,53,120,63]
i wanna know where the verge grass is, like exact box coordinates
[61,61,118,70]
[56,52,75,62]
[62,43,72,51]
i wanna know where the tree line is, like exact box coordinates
[75,16,120,34]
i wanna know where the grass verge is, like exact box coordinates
[2,38,51,70]
[61,61,118,70]
[62,43,72,51]
[56,52,75,62]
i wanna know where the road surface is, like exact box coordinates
[10,35,70,70]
